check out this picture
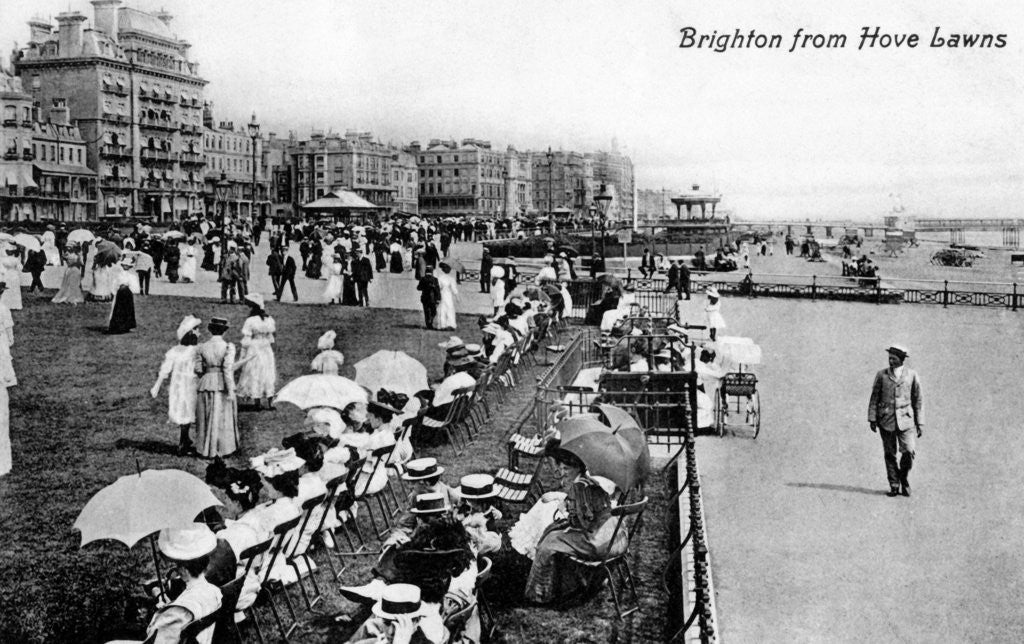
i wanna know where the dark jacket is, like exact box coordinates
[266,252,284,276]
[281,256,297,279]
[351,256,373,282]
[417,274,441,304]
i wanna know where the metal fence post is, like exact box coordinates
[811,275,817,300]
[875,279,881,305]
[1014,283,1018,312]
[943,280,949,308]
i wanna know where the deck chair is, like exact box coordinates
[442,597,478,643]
[235,538,272,643]
[494,461,546,507]
[420,388,473,459]
[212,574,247,644]
[315,472,352,582]
[283,493,328,613]
[353,444,399,541]
[566,496,649,619]
[255,515,303,640]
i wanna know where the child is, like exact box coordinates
[456,473,503,555]
[310,330,345,375]
[704,286,726,341]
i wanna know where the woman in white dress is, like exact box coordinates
[0,247,24,311]
[489,265,506,317]
[237,294,277,411]
[435,262,459,330]
[704,286,726,342]
[152,316,201,455]
[0,283,15,477]
[179,240,198,283]
[322,253,344,304]
[41,228,60,265]
[320,240,335,280]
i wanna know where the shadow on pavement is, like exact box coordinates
[785,482,887,496]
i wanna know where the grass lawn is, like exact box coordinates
[0,293,670,643]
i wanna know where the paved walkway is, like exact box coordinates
[695,297,1024,642]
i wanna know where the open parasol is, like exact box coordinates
[66,229,95,244]
[188,232,207,245]
[557,412,650,483]
[73,468,223,548]
[593,404,641,431]
[353,350,428,401]
[92,240,122,267]
[13,233,40,252]
[559,432,641,492]
[555,246,580,258]
[275,374,369,410]
[163,230,186,241]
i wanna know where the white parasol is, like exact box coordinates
[275,374,369,410]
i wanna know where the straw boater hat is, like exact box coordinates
[372,584,428,620]
[438,336,463,350]
[465,343,482,356]
[176,315,202,341]
[317,330,337,351]
[250,447,306,478]
[244,293,265,309]
[459,474,497,500]
[157,523,218,562]
[886,344,909,359]
[401,457,444,481]
[409,492,451,515]
[208,317,229,332]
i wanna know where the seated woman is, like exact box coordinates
[106,524,222,644]
[455,474,503,556]
[310,330,345,375]
[388,458,461,547]
[522,449,626,606]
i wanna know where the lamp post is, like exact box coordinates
[501,168,509,220]
[215,171,231,261]
[594,183,613,265]
[247,113,260,223]
[545,146,553,216]
[588,204,598,269]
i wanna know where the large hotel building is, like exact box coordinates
[14,1,206,221]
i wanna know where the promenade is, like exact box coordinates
[697,296,1024,642]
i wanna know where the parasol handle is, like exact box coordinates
[149,533,167,599]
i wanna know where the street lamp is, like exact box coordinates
[501,168,509,220]
[247,112,260,222]
[545,146,553,217]
[215,171,231,260]
[588,203,599,271]
[594,183,613,265]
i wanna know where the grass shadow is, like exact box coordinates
[114,438,180,456]
[786,482,888,496]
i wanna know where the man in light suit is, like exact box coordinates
[868,344,923,497]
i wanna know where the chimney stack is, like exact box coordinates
[56,12,88,57]
[50,98,70,126]
[27,17,53,44]
[90,0,121,40]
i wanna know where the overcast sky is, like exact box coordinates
[2,0,1022,220]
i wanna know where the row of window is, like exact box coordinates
[417,153,503,165]
[203,134,253,153]
[202,155,252,173]
[2,105,31,123]
[102,167,203,183]
[5,138,83,164]
[417,182,504,198]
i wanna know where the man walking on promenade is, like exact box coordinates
[351,247,374,306]
[417,266,441,329]
[275,253,298,302]
[480,248,492,294]
[868,344,923,497]
[266,246,284,296]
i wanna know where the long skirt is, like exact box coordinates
[389,251,403,273]
[375,250,387,271]
[52,267,85,304]
[0,387,10,477]
[194,390,239,458]
[342,278,359,305]
[107,286,136,334]
[522,523,605,604]
[237,344,276,399]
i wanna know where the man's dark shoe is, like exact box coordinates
[900,484,911,497]
[886,488,900,497]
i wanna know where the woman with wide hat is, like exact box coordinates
[193,317,239,457]
[152,315,202,455]
[105,524,222,644]
[237,294,277,411]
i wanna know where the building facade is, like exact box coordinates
[587,147,635,222]
[504,146,533,218]
[290,131,398,215]
[531,149,594,217]
[202,109,268,221]
[411,138,506,218]
[1,66,96,221]
[14,1,206,221]
[391,149,418,215]
[262,132,293,219]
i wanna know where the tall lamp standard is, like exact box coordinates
[588,204,598,270]
[246,113,260,222]
[545,147,553,216]
[502,168,509,220]
[215,171,231,261]
[594,183,613,265]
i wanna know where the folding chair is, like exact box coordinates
[353,444,399,541]
[213,574,247,644]
[177,605,222,644]
[493,462,545,507]
[283,493,328,613]
[475,556,496,641]
[566,496,649,619]
[314,473,349,583]
[489,351,514,404]
[442,597,478,643]
[235,538,272,644]
[255,515,303,640]
[420,388,472,459]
